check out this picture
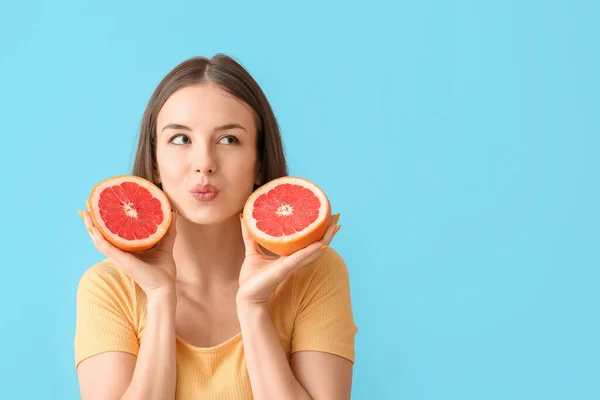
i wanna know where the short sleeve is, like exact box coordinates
[291,248,359,363]
[74,260,140,369]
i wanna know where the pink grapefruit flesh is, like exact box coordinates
[88,175,172,252]
[243,176,331,256]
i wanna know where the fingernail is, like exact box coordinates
[334,225,341,234]
[85,199,91,210]
[78,210,84,220]
[86,227,93,235]
[320,245,329,250]
[334,213,341,224]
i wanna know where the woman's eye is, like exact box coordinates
[219,135,239,145]
[169,134,190,145]
[168,134,238,145]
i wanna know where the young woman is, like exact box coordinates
[75,54,358,399]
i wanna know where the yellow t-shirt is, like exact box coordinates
[74,247,358,399]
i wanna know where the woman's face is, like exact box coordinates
[155,83,260,225]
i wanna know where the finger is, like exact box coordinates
[331,213,341,237]
[240,213,263,256]
[81,209,118,258]
[79,210,93,236]
[278,240,326,276]
[81,210,105,250]
[332,224,341,237]
[81,209,138,268]
[152,209,178,252]
[276,214,338,271]
[318,215,339,246]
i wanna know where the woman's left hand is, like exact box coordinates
[236,213,341,307]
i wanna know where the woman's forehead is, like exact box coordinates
[157,84,257,132]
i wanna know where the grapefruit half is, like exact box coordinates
[242,176,331,256]
[87,175,172,252]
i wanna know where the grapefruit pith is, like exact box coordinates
[87,175,172,252]
[242,176,332,256]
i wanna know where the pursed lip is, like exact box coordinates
[190,184,219,194]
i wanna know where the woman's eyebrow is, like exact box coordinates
[214,123,248,133]
[160,123,247,133]
[161,123,192,132]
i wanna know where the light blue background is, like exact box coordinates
[1,0,598,399]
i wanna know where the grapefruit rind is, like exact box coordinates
[242,176,331,256]
[88,175,172,252]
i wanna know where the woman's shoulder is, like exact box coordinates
[77,258,138,301]
[293,246,351,290]
[286,246,358,362]
[270,247,350,305]
[74,259,142,369]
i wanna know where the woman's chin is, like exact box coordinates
[179,208,239,226]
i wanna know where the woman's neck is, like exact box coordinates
[172,214,246,292]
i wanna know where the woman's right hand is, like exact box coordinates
[79,205,178,298]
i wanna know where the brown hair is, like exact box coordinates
[131,54,288,191]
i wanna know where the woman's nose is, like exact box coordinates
[193,143,217,174]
